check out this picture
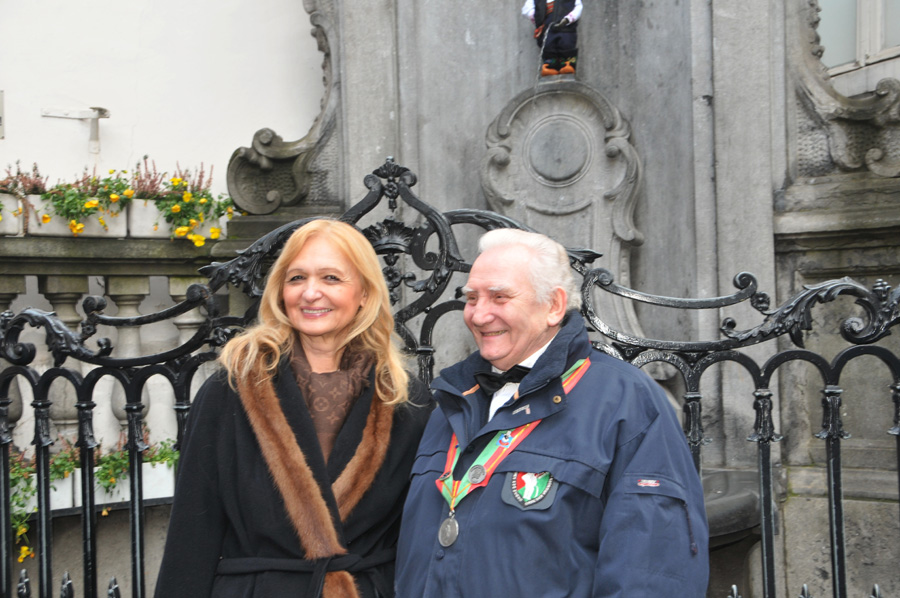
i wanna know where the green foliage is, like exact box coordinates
[49,438,80,481]
[8,433,179,553]
[9,451,36,548]
[95,169,134,213]
[95,446,130,492]
[144,438,180,470]
[40,183,100,223]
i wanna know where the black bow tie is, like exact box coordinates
[474,365,531,395]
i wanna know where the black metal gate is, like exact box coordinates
[1,159,897,598]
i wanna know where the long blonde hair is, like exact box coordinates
[219,219,410,404]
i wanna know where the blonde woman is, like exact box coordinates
[155,220,433,598]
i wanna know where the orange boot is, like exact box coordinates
[559,60,576,74]
[541,62,559,76]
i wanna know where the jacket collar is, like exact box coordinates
[432,312,591,445]
[237,357,394,598]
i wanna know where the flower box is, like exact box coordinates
[127,199,169,238]
[128,199,224,241]
[0,194,23,236]
[23,475,75,512]
[72,462,175,507]
[28,199,128,238]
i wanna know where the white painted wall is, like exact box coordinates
[2,0,324,452]
[0,0,324,196]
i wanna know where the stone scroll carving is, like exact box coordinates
[480,79,647,343]
[793,0,900,178]
[226,0,342,214]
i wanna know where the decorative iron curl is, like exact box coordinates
[722,277,900,347]
[0,308,112,367]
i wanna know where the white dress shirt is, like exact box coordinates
[487,336,556,421]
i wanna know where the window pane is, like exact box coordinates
[886,0,900,48]
[818,0,857,67]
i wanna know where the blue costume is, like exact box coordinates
[395,314,709,597]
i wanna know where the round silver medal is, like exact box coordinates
[438,516,459,547]
[467,464,486,484]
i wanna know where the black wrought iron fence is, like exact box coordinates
[1,158,898,598]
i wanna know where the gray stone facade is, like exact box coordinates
[223,1,900,596]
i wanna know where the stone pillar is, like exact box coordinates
[106,276,151,433]
[711,0,781,470]
[341,0,400,197]
[37,275,89,446]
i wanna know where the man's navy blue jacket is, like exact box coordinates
[395,314,709,597]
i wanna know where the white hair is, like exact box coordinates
[477,228,582,311]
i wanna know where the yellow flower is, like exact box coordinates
[209,227,221,240]
[183,192,193,203]
[84,199,99,209]
[42,214,52,224]
[123,189,135,198]
[153,224,158,231]
[109,194,119,203]
[13,207,22,216]
[98,217,106,227]
[16,525,27,538]
[189,218,198,227]
[108,169,115,175]
[101,508,109,517]
[171,204,182,213]
[0,214,3,223]
[17,546,34,563]
[174,226,190,237]
[189,234,206,247]
[170,177,182,186]
[199,197,207,204]
[69,220,85,236]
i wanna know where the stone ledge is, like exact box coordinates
[774,206,900,237]
[787,466,899,501]
[0,237,221,277]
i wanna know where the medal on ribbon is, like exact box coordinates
[433,357,590,547]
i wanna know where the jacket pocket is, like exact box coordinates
[620,472,700,555]
[408,449,447,478]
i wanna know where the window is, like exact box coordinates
[818,0,900,95]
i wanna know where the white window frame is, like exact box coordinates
[828,0,900,75]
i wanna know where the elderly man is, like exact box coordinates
[395,229,709,597]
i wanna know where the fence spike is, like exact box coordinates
[59,571,73,598]
[17,569,31,598]
[870,584,881,598]
[107,576,121,598]
[728,584,743,598]
[799,583,813,598]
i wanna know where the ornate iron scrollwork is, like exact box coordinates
[4,158,900,382]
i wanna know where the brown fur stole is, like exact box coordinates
[237,368,395,598]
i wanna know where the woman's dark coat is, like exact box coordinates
[154,361,433,598]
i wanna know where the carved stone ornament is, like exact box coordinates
[481,79,647,340]
[793,0,900,177]
[226,0,341,214]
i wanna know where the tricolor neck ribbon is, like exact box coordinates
[436,357,590,512]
